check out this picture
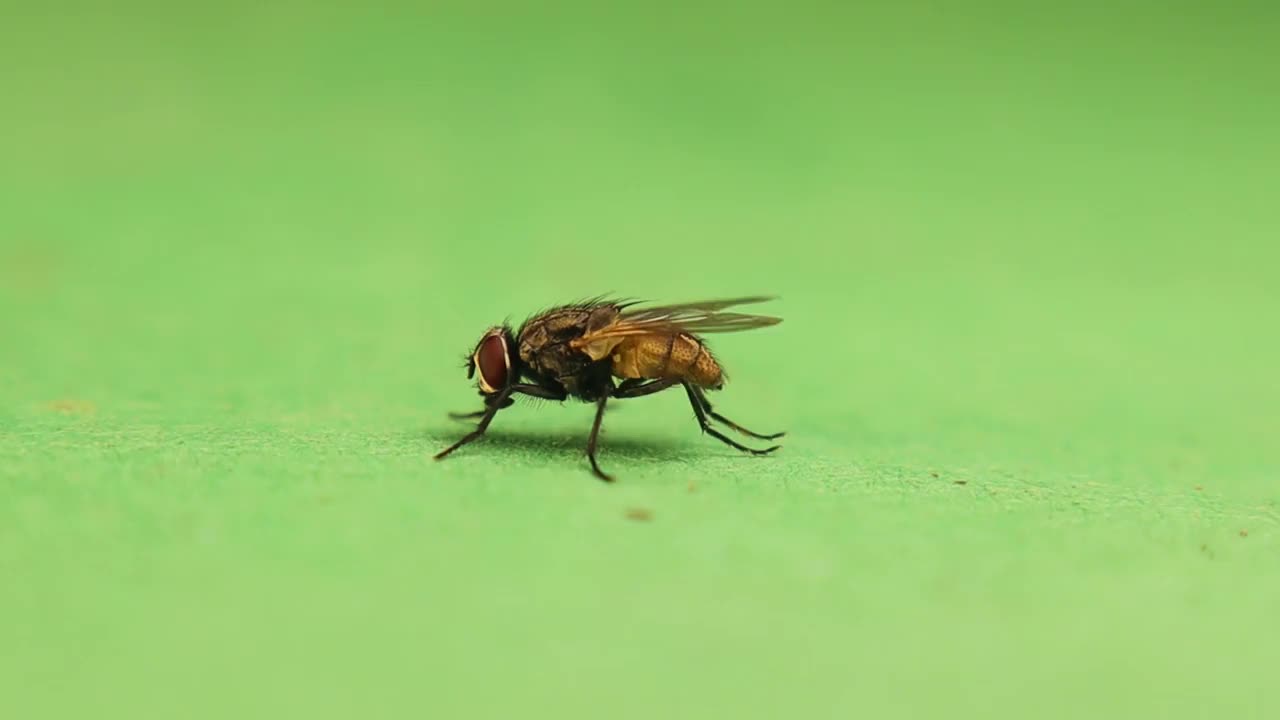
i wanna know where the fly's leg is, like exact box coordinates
[689,385,786,441]
[434,390,510,460]
[509,383,569,401]
[682,382,781,455]
[616,379,784,441]
[586,394,613,482]
[616,378,646,392]
[447,394,514,421]
[613,377,680,399]
[611,378,780,457]
[436,383,566,459]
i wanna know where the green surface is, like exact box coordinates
[3,2,1279,717]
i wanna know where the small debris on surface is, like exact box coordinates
[687,481,697,493]
[1194,485,1204,492]
[1200,544,1215,559]
[953,479,968,486]
[930,472,939,478]
[1239,529,1249,538]
[625,508,653,522]
[47,399,96,415]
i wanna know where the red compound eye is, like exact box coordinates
[475,333,509,393]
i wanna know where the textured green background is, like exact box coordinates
[3,2,1278,718]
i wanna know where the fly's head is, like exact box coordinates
[464,326,518,396]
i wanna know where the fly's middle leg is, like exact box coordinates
[586,394,613,482]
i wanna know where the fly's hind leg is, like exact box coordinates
[614,377,680,399]
[616,378,647,394]
[682,382,781,455]
[689,385,785,441]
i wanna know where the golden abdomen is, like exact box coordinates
[609,333,723,388]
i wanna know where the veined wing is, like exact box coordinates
[572,296,782,349]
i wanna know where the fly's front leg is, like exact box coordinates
[510,383,569,401]
[434,388,512,460]
[436,383,566,459]
[448,395,513,421]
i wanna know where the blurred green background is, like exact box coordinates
[2,1,1278,717]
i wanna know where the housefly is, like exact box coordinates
[434,296,784,481]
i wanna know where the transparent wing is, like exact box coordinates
[621,296,776,321]
[575,296,782,343]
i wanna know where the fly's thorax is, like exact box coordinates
[517,303,624,383]
[518,305,619,363]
